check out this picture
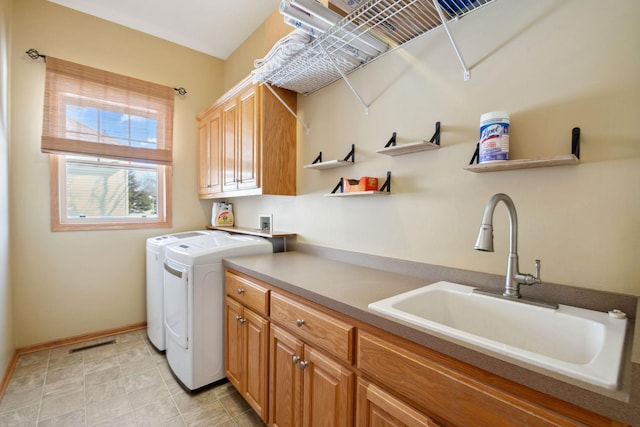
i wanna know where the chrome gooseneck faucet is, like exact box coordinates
[474,193,541,299]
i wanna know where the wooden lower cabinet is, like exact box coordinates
[224,269,624,427]
[224,296,269,422]
[269,324,355,427]
[356,379,441,427]
[357,331,620,427]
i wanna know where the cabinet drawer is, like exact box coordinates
[357,331,596,427]
[271,292,355,363]
[356,378,441,427]
[225,271,269,316]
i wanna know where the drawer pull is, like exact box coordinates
[296,319,305,327]
[292,356,300,364]
[299,361,308,369]
[237,288,245,295]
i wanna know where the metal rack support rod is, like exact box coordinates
[432,0,471,81]
[263,82,311,135]
[319,43,370,115]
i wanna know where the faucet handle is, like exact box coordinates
[518,260,542,286]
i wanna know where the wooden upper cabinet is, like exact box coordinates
[197,76,297,199]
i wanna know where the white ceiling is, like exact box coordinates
[49,0,282,59]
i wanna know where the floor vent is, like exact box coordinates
[69,339,116,353]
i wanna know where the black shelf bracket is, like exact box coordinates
[379,171,392,193]
[572,127,580,159]
[343,144,355,162]
[384,132,397,148]
[311,152,323,164]
[469,142,480,165]
[430,122,441,146]
[331,177,344,194]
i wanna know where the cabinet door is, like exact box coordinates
[270,325,304,427]
[238,84,260,190]
[222,97,238,192]
[197,109,222,196]
[302,345,355,427]
[244,307,269,421]
[356,379,439,427]
[197,118,209,196]
[207,110,222,194]
[224,296,243,391]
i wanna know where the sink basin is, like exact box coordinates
[368,281,628,389]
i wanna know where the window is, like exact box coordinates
[41,57,174,231]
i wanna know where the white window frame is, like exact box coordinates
[50,156,171,231]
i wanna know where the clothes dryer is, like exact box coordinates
[163,234,272,390]
[146,230,228,351]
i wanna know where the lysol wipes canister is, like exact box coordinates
[479,111,510,163]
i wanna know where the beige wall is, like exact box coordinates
[6,0,640,350]
[223,24,264,92]
[223,9,291,91]
[230,0,640,296]
[9,0,224,347]
[1,0,14,372]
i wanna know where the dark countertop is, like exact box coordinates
[224,251,639,425]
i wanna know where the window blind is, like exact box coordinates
[41,57,174,165]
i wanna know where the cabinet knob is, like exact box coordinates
[299,361,308,369]
[292,356,300,364]
[235,315,246,324]
[237,288,245,295]
[296,319,305,327]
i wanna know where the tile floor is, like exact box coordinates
[0,330,266,426]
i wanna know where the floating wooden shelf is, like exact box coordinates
[327,171,391,196]
[324,191,390,197]
[378,124,440,157]
[376,140,440,156]
[304,159,355,170]
[305,144,355,170]
[464,154,579,173]
[206,225,296,238]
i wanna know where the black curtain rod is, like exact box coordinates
[26,48,187,95]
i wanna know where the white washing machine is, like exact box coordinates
[145,230,228,351]
[163,234,272,390]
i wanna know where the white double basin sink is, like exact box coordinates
[368,281,628,390]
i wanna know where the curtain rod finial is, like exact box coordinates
[26,49,46,61]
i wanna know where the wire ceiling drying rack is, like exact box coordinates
[256,0,496,116]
